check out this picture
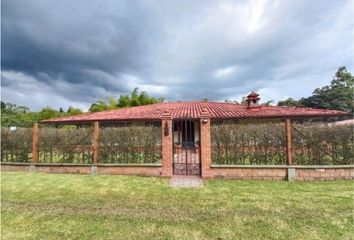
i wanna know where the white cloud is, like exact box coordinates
[247,0,269,34]
[213,66,237,78]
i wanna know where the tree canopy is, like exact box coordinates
[88,88,164,112]
[278,66,354,113]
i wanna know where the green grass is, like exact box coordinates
[1,172,353,240]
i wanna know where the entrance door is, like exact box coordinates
[173,119,200,175]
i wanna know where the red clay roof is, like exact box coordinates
[41,101,348,123]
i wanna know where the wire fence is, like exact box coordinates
[99,121,162,164]
[211,119,353,165]
[1,127,32,162]
[292,121,353,165]
[38,124,93,164]
[2,119,352,166]
[211,119,286,165]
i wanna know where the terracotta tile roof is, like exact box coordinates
[41,101,348,123]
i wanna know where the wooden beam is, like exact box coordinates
[285,119,293,165]
[92,121,100,164]
[32,123,39,163]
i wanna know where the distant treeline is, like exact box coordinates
[1,88,163,127]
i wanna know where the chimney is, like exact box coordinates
[246,91,260,109]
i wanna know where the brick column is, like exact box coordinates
[32,123,39,163]
[200,108,212,179]
[161,110,173,177]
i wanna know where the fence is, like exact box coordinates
[211,119,353,165]
[1,121,162,164]
[292,122,353,165]
[211,119,286,165]
[1,127,32,162]
[1,119,352,166]
[99,121,162,164]
[38,124,93,164]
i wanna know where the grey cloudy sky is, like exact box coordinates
[2,0,353,111]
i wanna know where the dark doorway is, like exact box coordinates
[173,119,200,175]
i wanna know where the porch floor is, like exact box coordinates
[169,175,203,188]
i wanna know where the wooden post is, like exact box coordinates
[285,119,293,165]
[92,121,100,164]
[32,123,39,163]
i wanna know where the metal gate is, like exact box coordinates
[173,119,200,175]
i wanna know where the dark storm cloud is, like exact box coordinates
[1,0,353,110]
[2,0,153,95]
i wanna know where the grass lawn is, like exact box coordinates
[1,172,353,240]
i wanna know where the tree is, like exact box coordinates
[38,107,61,120]
[88,97,118,112]
[107,97,118,110]
[89,88,164,112]
[277,66,354,112]
[302,66,353,112]
[1,102,35,127]
[1,101,6,111]
[117,95,130,108]
[278,98,303,107]
[67,107,83,116]
[88,100,109,112]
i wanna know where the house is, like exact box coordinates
[35,92,351,180]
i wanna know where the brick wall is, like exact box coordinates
[1,163,162,177]
[35,165,91,174]
[97,165,162,176]
[1,163,353,181]
[1,163,30,172]
[296,168,354,180]
[212,167,287,180]
[211,166,354,180]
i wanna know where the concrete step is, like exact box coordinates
[169,175,203,188]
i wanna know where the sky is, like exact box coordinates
[1,0,353,111]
